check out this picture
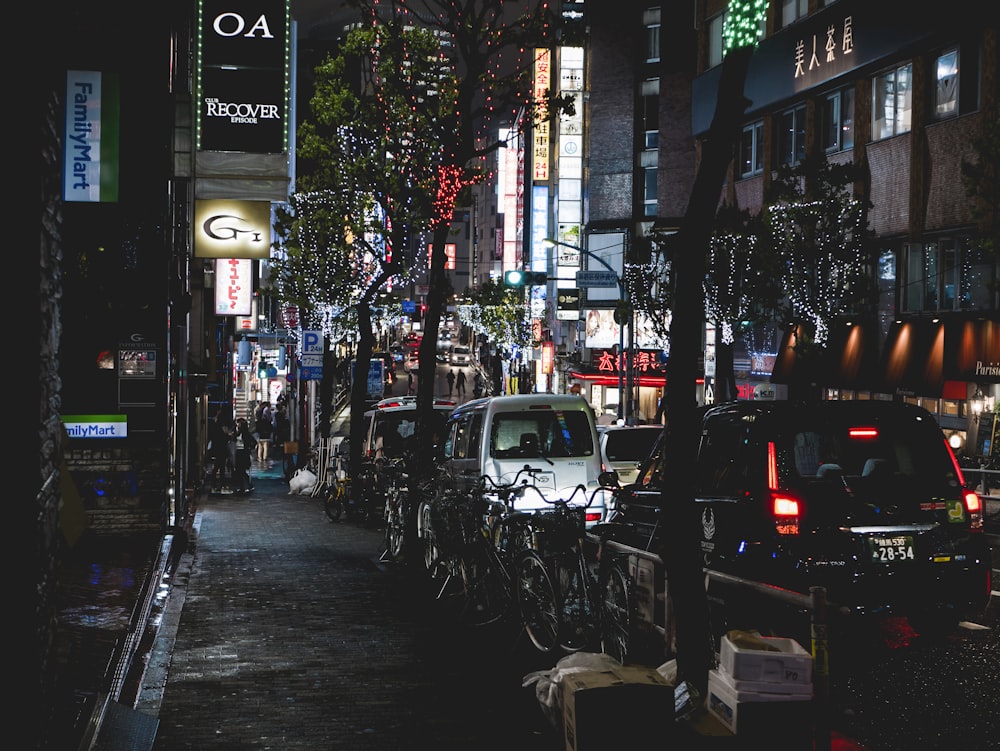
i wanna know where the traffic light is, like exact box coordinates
[504,269,548,287]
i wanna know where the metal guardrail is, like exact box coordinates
[964,466,1000,495]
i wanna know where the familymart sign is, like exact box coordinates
[64,70,120,203]
[62,414,128,439]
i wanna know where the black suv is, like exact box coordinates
[604,400,992,638]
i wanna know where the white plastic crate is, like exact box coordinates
[706,669,812,737]
[719,634,812,687]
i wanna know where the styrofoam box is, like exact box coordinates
[719,634,812,686]
[706,668,812,737]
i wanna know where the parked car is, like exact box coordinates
[448,345,471,366]
[597,424,662,485]
[431,393,611,528]
[354,395,457,531]
[603,399,992,641]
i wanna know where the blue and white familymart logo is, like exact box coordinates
[62,415,128,439]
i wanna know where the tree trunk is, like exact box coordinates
[414,222,453,475]
[658,44,753,697]
[350,301,376,501]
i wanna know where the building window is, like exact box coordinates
[780,0,808,28]
[902,237,995,312]
[822,87,854,153]
[777,104,806,167]
[644,7,661,63]
[935,47,959,119]
[643,166,657,218]
[641,80,659,149]
[873,63,912,140]
[709,12,726,68]
[740,120,764,177]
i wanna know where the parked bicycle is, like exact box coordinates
[420,467,541,628]
[378,457,409,562]
[512,476,634,658]
[323,442,351,522]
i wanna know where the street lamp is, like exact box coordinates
[542,238,627,421]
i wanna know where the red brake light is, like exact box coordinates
[848,426,879,440]
[770,490,801,535]
[964,489,984,531]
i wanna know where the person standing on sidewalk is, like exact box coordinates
[274,404,295,481]
[233,418,257,495]
[456,369,466,396]
[255,403,273,465]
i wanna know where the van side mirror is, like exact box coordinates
[598,470,620,488]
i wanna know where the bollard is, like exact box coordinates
[810,586,831,751]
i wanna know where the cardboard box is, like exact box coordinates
[719,634,812,687]
[562,664,674,751]
[706,668,812,744]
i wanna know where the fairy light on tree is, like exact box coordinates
[310,0,579,474]
[765,156,878,348]
[724,0,767,54]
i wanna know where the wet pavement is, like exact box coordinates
[50,390,997,750]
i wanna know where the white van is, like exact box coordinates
[434,393,611,526]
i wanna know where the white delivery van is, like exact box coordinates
[435,393,611,527]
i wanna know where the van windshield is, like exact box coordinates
[489,410,594,459]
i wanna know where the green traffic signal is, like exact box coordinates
[504,269,547,286]
[504,269,526,287]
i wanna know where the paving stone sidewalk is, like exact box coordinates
[137,472,562,751]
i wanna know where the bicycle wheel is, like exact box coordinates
[557,558,601,653]
[384,490,406,561]
[515,550,559,653]
[457,547,511,627]
[600,560,635,664]
[324,482,345,522]
[419,502,442,579]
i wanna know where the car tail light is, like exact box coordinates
[946,438,984,532]
[771,492,801,535]
[963,489,984,531]
[768,441,800,534]
[585,510,603,525]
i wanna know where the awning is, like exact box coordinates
[770,318,882,391]
[943,315,1000,383]
[882,314,1000,396]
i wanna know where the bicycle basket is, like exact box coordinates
[430,491,484,552]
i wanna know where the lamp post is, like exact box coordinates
[543,238,628,421]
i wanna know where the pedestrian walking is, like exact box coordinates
[233,417,257,495]
[456,368,466,396]
[446,369,456,396]
[274,404,295,481]
[208,409,235,492]
[255,403,273,464]
[407,370,414,394]
[473,371,484,398]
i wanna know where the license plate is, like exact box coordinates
[868,535,915,564]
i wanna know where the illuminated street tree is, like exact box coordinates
[303,0,577,470]
[456,276,532,391]
[764,154,878,396]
